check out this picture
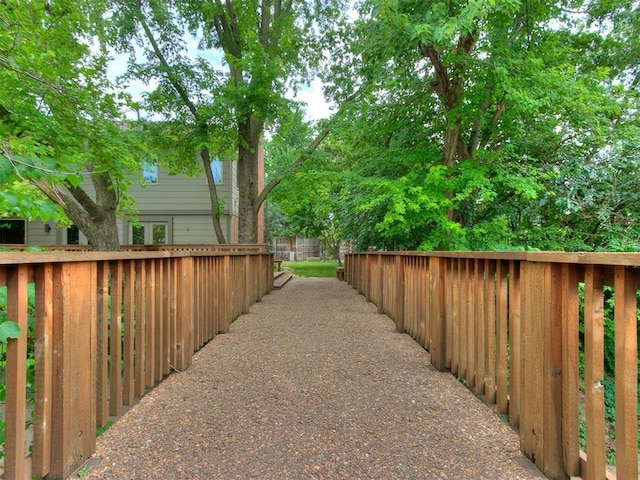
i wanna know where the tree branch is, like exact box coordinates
[134,4,199,120]
[256,85,367,209]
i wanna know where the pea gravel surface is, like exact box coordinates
[82,277,546,480]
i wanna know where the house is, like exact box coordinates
[0,150,265,247]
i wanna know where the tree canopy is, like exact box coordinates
[266,0,640,253]
[0,0,144,250]
[2,0,639,253]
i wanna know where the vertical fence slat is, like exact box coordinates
[444,258,453,370]
[5,265,29,480]
[484,259,496,405]
[429,257,446,371]
[377,254,384,314]
[465,259,475,387]
[561,264,581,476]
[109,261,123,417]
[508,260,522,428]
[134,260,146,397]
[175,256,194,372]
[451,259,460,376]
[95,262,109,428]
[123,261,135,406]
[496,260,508,415]
[33,264,53,477]
[475,259,485,396]
[145,259,156,389]
[395,254,405,333]
[156,259,168,380]
[584,264,606,480]
[520,261,545,466]
[613,266,638,480]
[543,264,563,478]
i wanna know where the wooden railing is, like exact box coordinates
[0,244,268,253]
[345,252,639,480]
[0,249,273,480]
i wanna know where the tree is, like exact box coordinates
[0,0,144,250]
[109,0,347,244]
[319,0,639,251]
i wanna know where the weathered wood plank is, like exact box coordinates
[584,265,605,480]
[134,260,146,398]
[95,262,110,428]
[475,258,486,396]
[613,266,638,480]
[33,264,53,477]
[484,259,497,405]
[123,261,135,406]
[508,260,522,428]
[520,261,545,466]
[543,263,563,477]
[109,261,123,417]
[395,254,405,333]
[5,265,28,480]
[145,259,156,389]
[50,262,96,479]
[496,260,509,414]
[561,264,581,477]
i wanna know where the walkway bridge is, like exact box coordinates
[0,248,638,480]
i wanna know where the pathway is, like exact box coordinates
[82,277,546,480]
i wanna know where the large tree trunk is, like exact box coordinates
[73,210,121,251]
[34,167,122,251]
[237,116,263,244]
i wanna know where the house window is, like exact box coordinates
[143,159,158,185]
[67,225,79,245]
[131,222,167,245]
[0,219,25,244]
[211,158,223,184]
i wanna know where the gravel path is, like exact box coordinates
[82,277,546,480]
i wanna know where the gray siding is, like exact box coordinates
[12,160,238,246]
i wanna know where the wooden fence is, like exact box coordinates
[345,252,638,480]
[0,249,273,480]
[0,244,268,253]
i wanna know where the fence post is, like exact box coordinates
[520,261,564,479]
[50,261,97,479]
[395,254,405,333]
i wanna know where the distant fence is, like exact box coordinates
[1,248,273,479]
[345,252,638,480]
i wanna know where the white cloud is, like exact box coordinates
[290,78,333,122]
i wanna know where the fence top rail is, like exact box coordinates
[348,250,640,266]
[0,249,272,265]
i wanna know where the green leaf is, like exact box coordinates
[0,321,21,343]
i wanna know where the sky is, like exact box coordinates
[109,39,334,123]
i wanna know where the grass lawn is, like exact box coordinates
[282,261,340,278]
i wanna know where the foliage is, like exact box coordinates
[0,0,146,249]
[305,0,640,252]
[107,0,349,243]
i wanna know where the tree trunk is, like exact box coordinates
[34,168,122,251]
[74,211,121,251]
[200,146,227,243]
[237,117,262,244]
